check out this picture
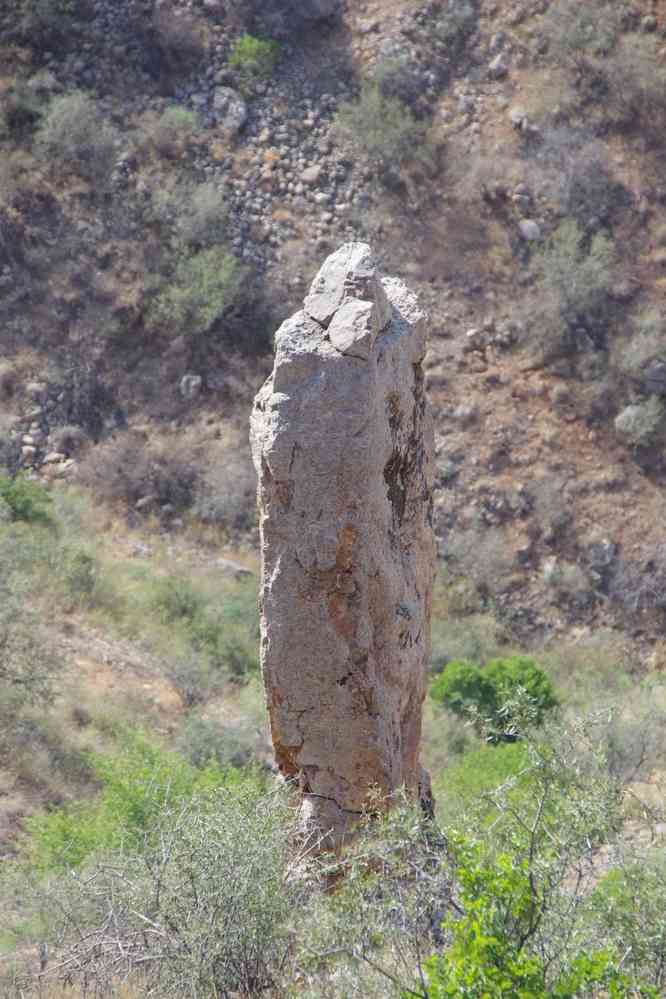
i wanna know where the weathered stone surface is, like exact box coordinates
[250,243,435,845]
[212,87,247,135]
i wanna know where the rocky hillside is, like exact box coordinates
[3,0,666,665]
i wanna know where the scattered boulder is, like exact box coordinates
[212,87,247,135]
[180,374,203,401]
[519,219,541,241]
[251,243,435,846]
[301,164,323,186]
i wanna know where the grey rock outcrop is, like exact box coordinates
[250,243,435,846]
[212,87,247,135]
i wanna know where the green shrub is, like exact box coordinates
[541,0,621,70]
[433,741,530,821]
[148,105,200,158]
[192,443,257,531]
[0,475,51,524]
[604,34,666,130]
[612,308,666,379]
[538,219,614,342]
[430,655,557,737]
[0,82,44,140]
[614,395,666,448]
[591,855,666,991]
[335,81,431,172]
[16,0,80,45]
[425,838,653,999]
[35,91,118,183]
[151,573,258,690]
[424,713,656,998]
[186,580,258,676]
[229,34,281,82]
[58,544,119,611]
[433,0,476,50]
[430,659,496,718]
[150,246,242,336]
[0,579,62,736]
[23,731,236,870]
[34,782,303,998]
[176,714,255,768]
[152,575,204,624]
[153,180,228,248]
[164,654,220,707]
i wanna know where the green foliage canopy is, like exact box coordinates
[430,655,558,737]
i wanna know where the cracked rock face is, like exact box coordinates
[250,243,435,846]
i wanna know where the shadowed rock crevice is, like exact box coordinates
[250,243,435,847]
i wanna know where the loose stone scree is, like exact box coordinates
[250,243,435,847]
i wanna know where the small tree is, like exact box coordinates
[0,475,52,524]
[335,81,431,173]
[541,0,621,72]
[36,91,118,183]
[150,246,242,337]
[430,656,557,738]
[614,396,666,448]
[539,219,614,336]
[38,783,308,997]
[152,181,228,248]
[426,840,655,998]
[147,105,200,159]
[229,34,281,83]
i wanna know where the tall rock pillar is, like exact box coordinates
[250,243,435,844]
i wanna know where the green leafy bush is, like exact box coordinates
[0,475,51,524]
[35,91,118,183]
[604,34,666,130]
[153,180,228,248]
[431,658,496,717]
[614,395,666,448]
[0,575,62,740]
[433,0,476,51]
[612,308,666,379]
[229,34,281,82]
[23,732,237,870]
[592,855,666,991]
[148,105,200,158]
[34,783,304,998]
[176,714,255,768]
[424,714,657,998]
[151,573,259,694]
[425,838,654,999]
[150,246,242,336]
[433,741,530,821]
[541,0,621,71]
[152,575,204,624]
[539,219,614,333]
[430,656,557,737]
[335,81,431,172]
